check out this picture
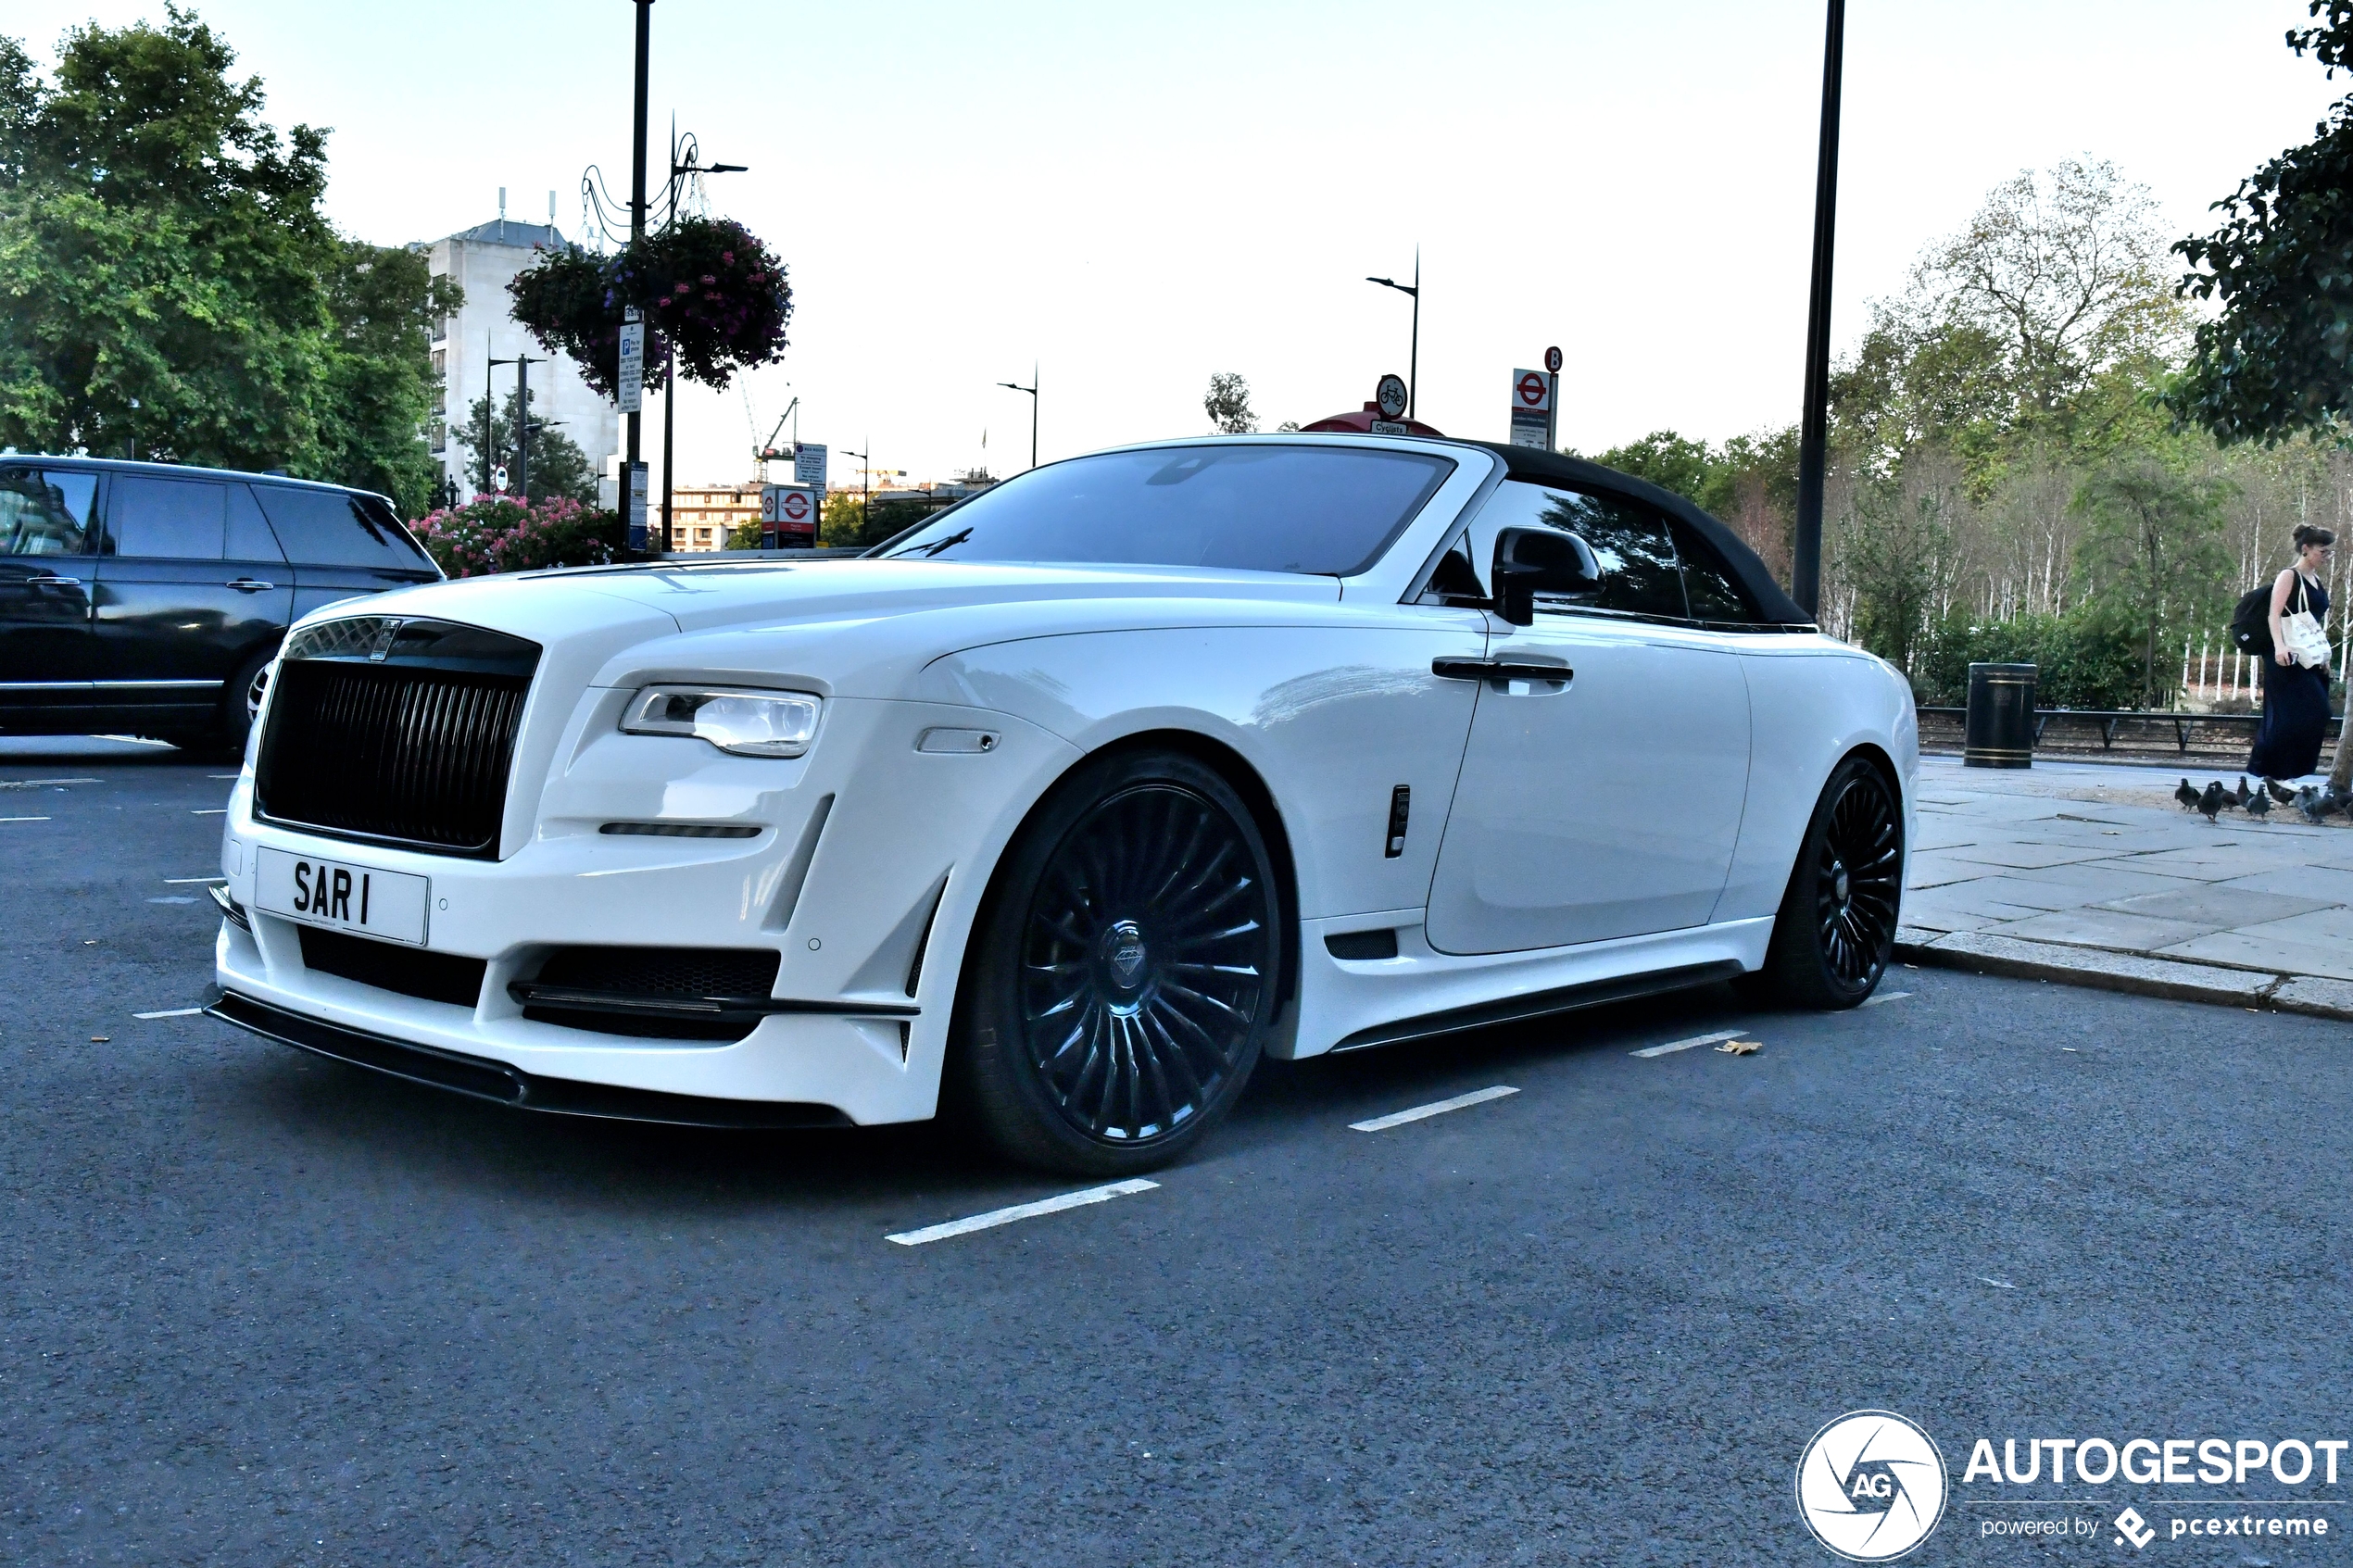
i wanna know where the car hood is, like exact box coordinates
[306,558,1351,699]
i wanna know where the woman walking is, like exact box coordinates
[2248,524,2335,783]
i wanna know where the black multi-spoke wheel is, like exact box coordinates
[1751,756,1903,1009]
[952,750,1283,1174]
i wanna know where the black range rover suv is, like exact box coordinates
[0,457,441,753]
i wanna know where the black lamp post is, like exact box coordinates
[489,353,541,498]
[1365,248,1421,419]
[654,143,746,552]
[1791,0,1845,620]
[996,367,1038,470]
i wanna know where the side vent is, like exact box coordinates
[764,795,834,930]
[904,879,949,997]
[1385,785,1410,859]
[1326,928,1400,961]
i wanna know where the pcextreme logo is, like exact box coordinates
[1796,1411,1950,1562]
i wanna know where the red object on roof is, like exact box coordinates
[1298,402,1446,437]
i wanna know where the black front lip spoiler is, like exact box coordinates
[207,992,850,1129]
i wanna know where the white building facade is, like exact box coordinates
[426,216,620,500]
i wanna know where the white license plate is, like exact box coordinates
[254,847,429,946]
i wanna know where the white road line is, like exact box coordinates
[887,1179,1159,1247]
[207,774,240,780]
[1861,991,1914,1009]
[1631,1029,1744,1059]
[0,816,51,823]
[92,734,173,747]
[134,1007,207,1020]
[190,809,226,815]
[1350,1085,1519,1133]
[163,876,226,884]
[1,777,100,786]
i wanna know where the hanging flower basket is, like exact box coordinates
[507,216,792,400]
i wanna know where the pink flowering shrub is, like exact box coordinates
[407,495,624,578]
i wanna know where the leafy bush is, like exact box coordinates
[506,217,791,400]
[1912,607,2157,710]
[408,494,623,578]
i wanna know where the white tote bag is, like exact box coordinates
[2282,573,2332,670]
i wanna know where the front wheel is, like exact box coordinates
[950,750,1284,1176]
[1748,756,1903,1010]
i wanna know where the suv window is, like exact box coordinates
[1435,479,1688,620]
[226,483,286,562]
[253,486,433,571]
[0,469,98,556]
[107,475,227,559]
[1667,516,1759,623]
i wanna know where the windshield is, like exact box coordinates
[871,444,1454,577]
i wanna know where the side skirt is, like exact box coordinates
[1327,960,1744,1053]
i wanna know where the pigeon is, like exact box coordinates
[2293,785,2332,824]
[2197,781,2227,822]
[2175,778,2202,810]
[2267,778,2298,805]
[2233,776,2254,809]
[2245,786,2272,820]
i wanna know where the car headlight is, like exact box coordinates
[621,686,822,758]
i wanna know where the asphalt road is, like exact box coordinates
[6,739,2350,1567]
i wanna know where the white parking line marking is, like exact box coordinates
[134,1007,207,1020]
[0,816,51,823]
[1631,1029,1744,1059]
[207,774,240,780]
[1350,1085,1519,1133]
[190,809,226,815]
[887,1179,1159,1246]
[1861,991,1914,1008]
[0,777,99,786]
[93,734,172,746]
[163,876,226,884]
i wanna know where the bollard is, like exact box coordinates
[1963,662,2036,769]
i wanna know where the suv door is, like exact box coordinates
[253,485,438,620]
[91,473,294,734]
[0,466,102,732]
[1421,480,1752,953]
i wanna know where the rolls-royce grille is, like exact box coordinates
[255,617,540,858]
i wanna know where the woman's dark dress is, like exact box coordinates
[2248,572,2333,780]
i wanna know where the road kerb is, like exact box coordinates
[1892,930,2353,1016]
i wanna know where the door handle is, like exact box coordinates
[225,578,276,593]
[27,573,82,589]
[1431,658,1574,684]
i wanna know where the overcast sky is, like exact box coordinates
[17,1,2349,487]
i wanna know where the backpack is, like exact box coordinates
[2230,581,2281,656]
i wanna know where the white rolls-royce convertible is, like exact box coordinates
[208,435,1915,1173]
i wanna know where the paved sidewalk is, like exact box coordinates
[1898,755,2353,1021]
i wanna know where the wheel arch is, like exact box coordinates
[951,724,1304,1056]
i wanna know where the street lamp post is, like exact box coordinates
[624,0,651,550]
[1791,0,1846,621]
[489,353,542,498]
[653,144,746,552]
[1365,248,1421,419]
[845,444,871,541]
[997,365,1038,470]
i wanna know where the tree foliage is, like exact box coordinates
[0,9,454,514]
[1204,372,1256,434]
[2070,454,2233,707]
[2168,2,2353,445]
[452,386,597,504]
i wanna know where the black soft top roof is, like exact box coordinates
[1463,441,1811,627]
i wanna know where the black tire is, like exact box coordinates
[949,749,1284,1176]
[208,644,278,759]
[1749,755,1903,1010]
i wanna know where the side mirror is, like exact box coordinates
[1491,527,1602,625]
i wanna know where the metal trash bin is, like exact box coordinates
[1963,662,2036,769]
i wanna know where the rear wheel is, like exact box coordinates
[196,644,277,761]
[950,750,1283,1176]
[1749,756,1903,1010]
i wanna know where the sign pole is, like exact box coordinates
[1544,345,1562,452]
[623,0,653,553]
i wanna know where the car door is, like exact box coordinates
[91,473,294,732]
[255,484,439,621]
[1422,480,1752,954]
[0,466,103,730]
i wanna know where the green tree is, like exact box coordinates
[0,10,450,510]
[1588,430,1713,504]
[2169,2,2353,445]
[1204,371,1256,434]
[2071,455,2233,707]
[453,387,595,505]
[318,238,461,514]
